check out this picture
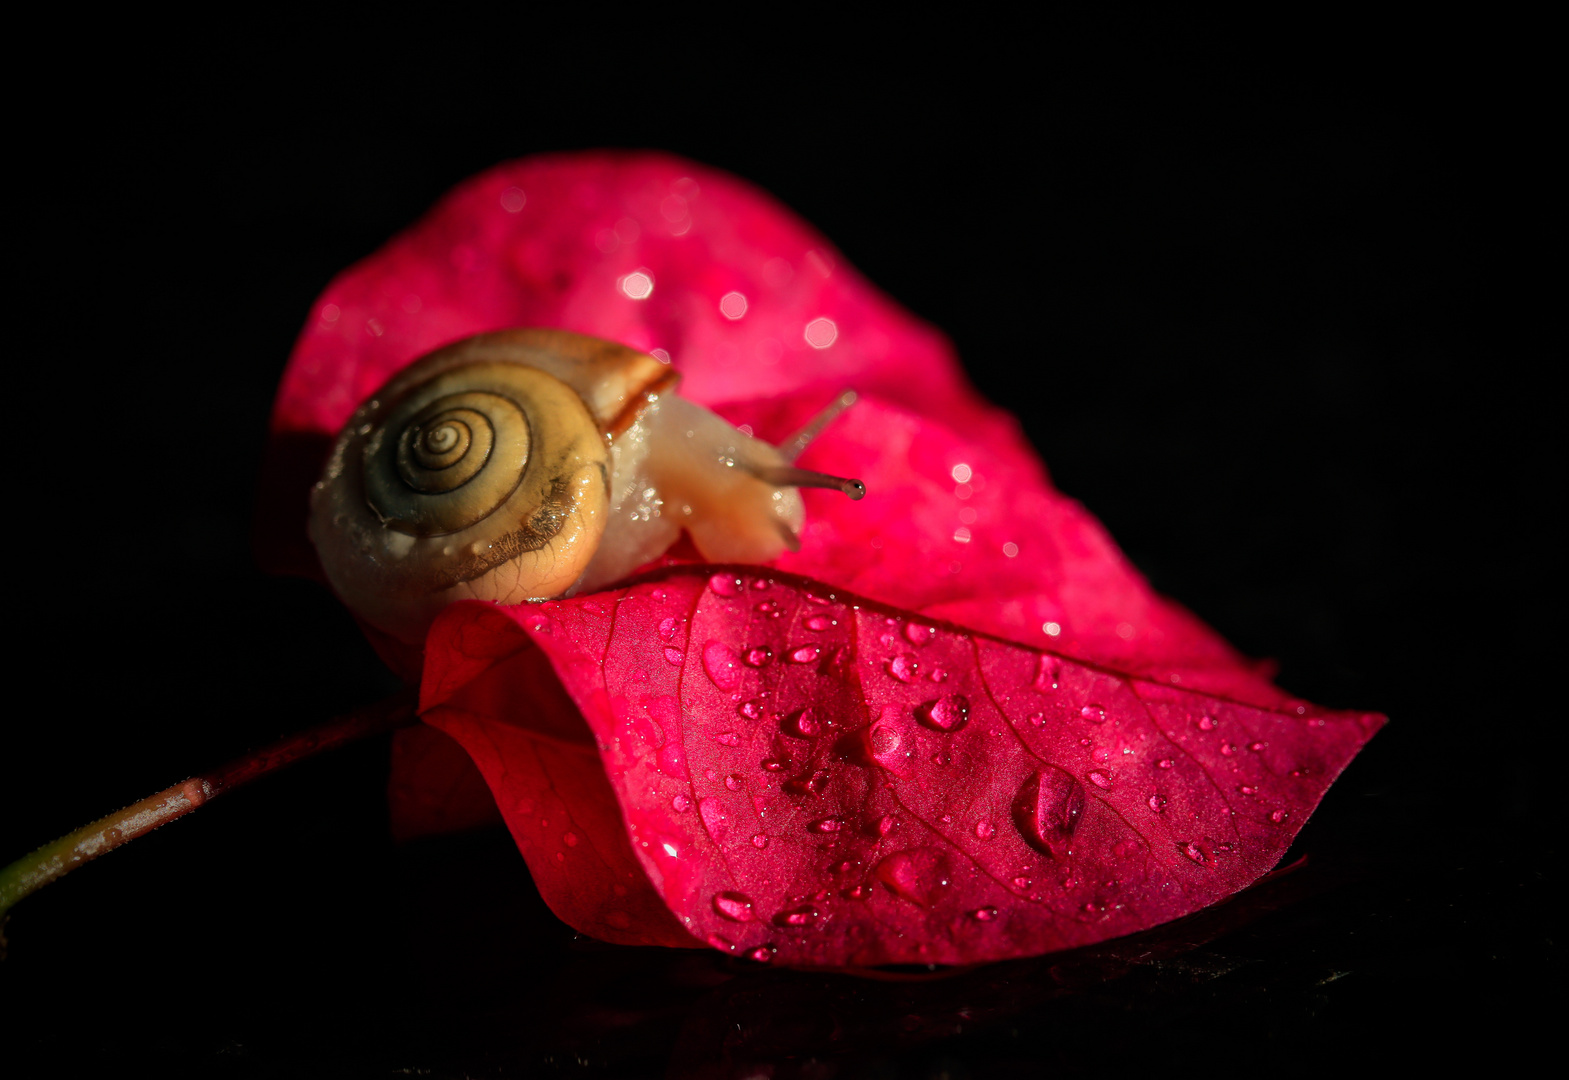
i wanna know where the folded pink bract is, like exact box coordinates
[266,152,1383,963]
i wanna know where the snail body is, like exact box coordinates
[310,329,861,644]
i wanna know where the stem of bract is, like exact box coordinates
[0,691,417,924]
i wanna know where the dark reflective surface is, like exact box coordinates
[5,19,1551,1076]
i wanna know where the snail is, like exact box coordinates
[310,329,865,644]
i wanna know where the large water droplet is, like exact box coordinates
[875,849,946,907]
[1087,769,1113,790]
[725,774,744,791]
[904,622,936,646]
[1197,714,1217,731]
[658,616,679,642]
[805,615,833,631]
[744,646,773,667]
[789,645,821,664]
[1181,841,1208,865]
[738,699,764,720]
[865,709,912,775]
[663,647,684,666]
[877,815,897,837]
[784,707,821,738]
[888,654,921,683]
[672,794,691,812]
[974,821,995,840]
[1080,704,1107,723]
[1014,766,1087,860]
[1148,794,1167,812]
[699,797,730,839]
[918,694,970,732]
[702,641,742,690]
[752,833,769,848]
[708,573,744,597]
[1034,655,1060,691]
[712,891,756,921]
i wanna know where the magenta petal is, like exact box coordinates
[421,570,1382,967]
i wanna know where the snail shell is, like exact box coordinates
[310,329,849,644]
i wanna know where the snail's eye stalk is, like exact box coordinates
[741,464,866,501]
[778,390,859,463]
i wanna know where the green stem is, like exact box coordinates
[0,691,417,919]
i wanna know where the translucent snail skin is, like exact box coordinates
[310,329,863,645]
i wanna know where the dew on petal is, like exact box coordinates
[887,654,921,683]
[809,817,845,834]
[1157,758,1175,770]
[657,616,679,642]
[744,646,773,667]
[1270,809,1290,824]
[903,622,936,646]
[789,645,822,664]
[1087,770,1113,790]
[1014,766,1086,860]
[714,731,742,747]
[708,573,744,597]
[974,821,995,840]
[918,694,970,732]
[775,906,818,927]
[969,906,999,923]
[784,707,821,738]
[1197,715,1217,731]
[663,647,684,666]
[672,794,692,812]
[739,699,765,720]
[725,774,744,791]
[1148,794,1167,813]
[713,891,756,921]
[702,640,742,691]
[752,833,769,848]
[805,615,833,631]
[1080,704,1107,723]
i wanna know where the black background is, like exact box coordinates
[3,16,1554,1077]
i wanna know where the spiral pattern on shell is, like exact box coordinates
[309,330,672,644]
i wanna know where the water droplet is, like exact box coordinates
[974,821,995,840]
[1270,809,1290,824]
[747,945,776,963]
[743,646,773,668]
[708,573,744,597]
[752,833,769,848]
[1220,742,1237,757]
[1014,766,1087,860]
[1026,711,1045,727]
[1148,794,1167,813]
[904,622,936,646]
[712,891,756,921]
[1197,714,1216,731]
[554,851,565,862]
[700,797,736,841]
[1239,785,1258,796]
[1158,758,1175,770]
[663,647,684,666]
[738,699,765,720]
[672,794,691,812]
[527,614,556,635]
[705,932,736,952]
[755,600,777,614]
[752,578,770,591]
[775,906,818,927]
[1092,747,1111,763]
[877,815,897,836]
[804,591,832,606]
[1250,741,1267,752]
[784,707,821,738]
[563,831,579,846]
[694,640,739,690]
[846,884,872,899]
[875,849,944,907]
[1181,841,1208,865]
[1080,704,1107,723]
[969,906,999,922]
[918,694,970,732]
[658,616,679,642]
[809,817,844,833]
[805,615,833,631]
[1034,655,1060,691]
[725,774,744,791]
[789,645,821,664]
[1087,770,1113,790]
[761,758,785,771]
[714,731,741,747]
[887,653,921,682]
[1012,876,1030,890]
